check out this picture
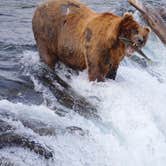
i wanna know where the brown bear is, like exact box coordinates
[32,0,150,81]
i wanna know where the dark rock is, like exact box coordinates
[0,119,54,159]
[32,64,100,120]
[0,109,89,137]
[0,119,15,132]
[0,75,44,105]
[66,126,89,136]
[21,119,57,136]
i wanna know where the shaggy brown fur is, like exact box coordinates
[32,0,150,81]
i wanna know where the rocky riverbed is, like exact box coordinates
[0,0,166,166]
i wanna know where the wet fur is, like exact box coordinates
[32,0,149,81]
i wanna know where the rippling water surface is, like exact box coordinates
[0,0,166,166]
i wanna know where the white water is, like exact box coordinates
[1,15,166,166]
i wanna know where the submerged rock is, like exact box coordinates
[0,108,89,160]
[0,157,16,166]
[0,109,89,137]
[32,64,100,120]
[0,132,54,159]
[0,75,44,105]
[0,119,54,159]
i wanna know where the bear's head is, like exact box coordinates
[119,12,150,55]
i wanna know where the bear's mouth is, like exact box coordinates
[119,36,151,61]
[126,42,142,56]
[119,37,140,55]
[126,45,136,56]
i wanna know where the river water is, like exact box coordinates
[0,0,166,166]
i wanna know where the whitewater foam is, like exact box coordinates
[1,10,166,166]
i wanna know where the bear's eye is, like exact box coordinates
[132,29,138,34]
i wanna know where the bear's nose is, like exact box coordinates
[137,37,144,46]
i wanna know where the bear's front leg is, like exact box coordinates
[87,63,105,82]
[106,64,119,80]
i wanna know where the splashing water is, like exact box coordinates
[0,0,166,166]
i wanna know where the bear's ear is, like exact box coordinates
[144,26,151,33]
[119,12,135,33]
[122,12,134,20]
[120,12,134,28]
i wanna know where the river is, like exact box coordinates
[0,0,166,166]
